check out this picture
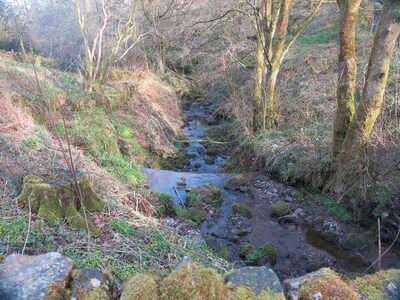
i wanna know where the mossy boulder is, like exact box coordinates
[270,201,291,218]
[233,286,285,300]
[341,233,367,251]
[120,274,159,300]
[353,269,400,300]
[224,175,247,191]
[189,207,205,224]
[321,231,339,243]
[16,175,105,235]
[186,184,221,207]
[297,268,359,300]
[159,263,231,300]
[70,268,112,300]
[246,244,277,266]
[232,203,252,219]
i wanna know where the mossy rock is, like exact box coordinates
[341,233,367,251]
[238,243,254,258]
[297,268,359,300]
[232,203,252,219]
[321,231,338,243]
[186,184,221,207]
[270,201,290,218]
[121,274,159,300]
[353,269,400,300]
[189,207,205,224]
[233,286,285,300]
[246,244,277,266]
[16,175,105,235]
[159,263,231,300]
[224,175,247,191]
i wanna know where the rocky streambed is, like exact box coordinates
[143,102,400,280]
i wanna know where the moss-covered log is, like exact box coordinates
[16,175,105,235]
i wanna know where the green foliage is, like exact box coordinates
[270,201,290,217]
[152,192,174,216]
[305,194,353,222]
[70,107,120,157]
[100,155,144,187]
[110,219,136,235]
[297,26,337,45]
[121,274,159,300]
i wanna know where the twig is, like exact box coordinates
[378,218,381,271]
[173,186,185,208]
[364,225,400,273]
[22,193,33,255]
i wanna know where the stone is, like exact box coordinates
[270,201,291,217]
[232,203,252,219]
[0,252,74,300]
[226,266,284,296]
[386,282,400,300]
[341,233,367,251]
[283,268,326,300]
[321,231,338,243]
[71,269,111,300]
[224,175,247,191]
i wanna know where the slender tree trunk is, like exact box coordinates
[253,28,265,131]
[332,0,361,156]
[265,64,280,128]
[333,2,400,213]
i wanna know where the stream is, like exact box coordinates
[142,103,400,279]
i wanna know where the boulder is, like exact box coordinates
[0,252,74,300]
[224,175,247,191]
[226,266,284,296]
[232,203,252,219]
[341,233,367,251]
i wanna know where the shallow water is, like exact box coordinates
[142,103,400,279]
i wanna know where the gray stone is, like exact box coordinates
[224,175,247,191]
[387,282,400,300]
[226,266,283,296]
[71,269,112,300]
[0,252,74,300]
[283,268,326,300]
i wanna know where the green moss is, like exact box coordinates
[70,107,120,158]
[298,269,359,300]
[321,231,338,243]
[259,244,277,265]
[189,208,205,224]
[100,155,144,187]
[110,219,136,235]
[152,192,174,216]
[270,201,290,217]
[297,26,337,45]
[354,269,400,300]
[342,233,366,251]
[16,175,104,235]
[238,243,253,258]
[159,263,231,300]
[232,203,252,218]
[121,274,159,300]
[246,250,263,265]
[85,288,110,300]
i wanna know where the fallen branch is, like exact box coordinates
[173,186,185,208]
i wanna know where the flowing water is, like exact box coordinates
[142,103,400,279]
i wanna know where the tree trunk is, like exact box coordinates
[253,28,265,131]
[265,64,280,128]
[333,1,400,213]
[332,0,361,156]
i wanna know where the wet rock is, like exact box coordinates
[224,175,247,191]
[176,179,186,186]
[226,266,284,296]
[71,269,111,300]
[386,282,400,300]
[278,214,298,225]
[321,231,339,243]
[197,147,206,154]
[294,208,305,218]
[341,233,367,251]
[193,163,202,168]
[0,252,74,300]
[186,184,221,206]
[232,203,252,219]
[270,201,291,218]
[204,156,215,165]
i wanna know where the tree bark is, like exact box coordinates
[333,1,400,212]
[332,0,361,156]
